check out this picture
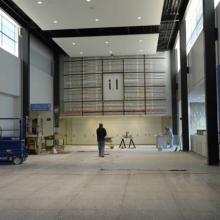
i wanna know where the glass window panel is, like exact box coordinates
[2,17,16,41]
[0,9,19,57]
[185,0,203,53]
[2,35,16,55]
[215,0,220,8]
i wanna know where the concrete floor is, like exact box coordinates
[0,145,220,220]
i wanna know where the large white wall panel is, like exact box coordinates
[0,94,16,117]
[188,32,205,94]
[0,48,20,96]
[0,94,19,135]
[30,66,53,104]
[30,35,54,105]
[60,116,172,145]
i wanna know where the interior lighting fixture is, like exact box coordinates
[86,0,91,2]
[139,49,143,52]
[72,42,76,46]
[37,1,43,4]
[105,41,109,44]
[95,18,100,22]
[139,40,143,43]
[137,16,142,20]
[53,20,58,24]
[80,51,83,55]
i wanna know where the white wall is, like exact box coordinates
[0,47,21,97]
[60,115,172,145]
[188,31,205,96]
[30,35,54,136]
[0,47,21,136]
[187,31,207,154]
[165,51,172,115]
[30,66,53,104]
[30,35,54,105]
[0,47,21,117]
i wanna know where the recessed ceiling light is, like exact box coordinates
[80,51,83,55]
[86,0,91,2]
[53,20,58,24]
[139,40,143,43]
[109,51,113,54]
[137,16,142,20]
[105,41,109,44]
[139,49,143,52]
[95,18,100,22]
[72,42,76,46]
[37,1,43,4]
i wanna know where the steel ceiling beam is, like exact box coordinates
[45,25,160,38]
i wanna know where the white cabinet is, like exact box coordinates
[103,74,123,100]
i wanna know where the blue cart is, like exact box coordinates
[0,118,28,165]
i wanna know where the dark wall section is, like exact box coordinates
[54,54,60,128]
[180,21,189,151]
[171,50,178,135]
[20,28,30,118]
[203,0,219,165]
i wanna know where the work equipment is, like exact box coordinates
[0,118,28,165]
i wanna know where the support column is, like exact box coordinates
[21,28,30,118]
[180,21,189,151]
[203,0,219,165]
[53,53,60,129]
[171,50,178,135]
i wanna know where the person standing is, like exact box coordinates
[96,123,107,157]
[165,127,174,148]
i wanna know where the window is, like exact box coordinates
[0,8,19,57]
[174,32,180,72]
[185,0,203,54]
[215,0,220,8]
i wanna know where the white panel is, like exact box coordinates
[30,35,54,106]
[0,94,19,136]
[188,31,205,100]
[60,116,170,145]
[0,48,20,96]
[30,35,53,76]
[13,0,164,30]
[30,65,53,105]
[0,94,16,117]
[53,34,159,57]
[104,74,123,101]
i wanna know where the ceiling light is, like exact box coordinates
[72,42,76,46]
[137,16,142,20]
[139,49,143,52]
[109,51,113,54]
[139,40,143,43]
[86,0,91,2]
[80,52,83,55]
[37,1,43,4]
[53,20,58,24]
[95,18,100,22]
[105,41,109,44]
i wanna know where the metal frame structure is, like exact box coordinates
[63,54,170,116]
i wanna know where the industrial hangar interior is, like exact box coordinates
[0,0,220,219]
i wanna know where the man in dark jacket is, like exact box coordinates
[96,123,107,157]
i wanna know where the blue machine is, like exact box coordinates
[0,118,28,165]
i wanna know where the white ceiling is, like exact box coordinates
[13,0,164,30]
[13,0,164,57]
[53,34,159,57]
